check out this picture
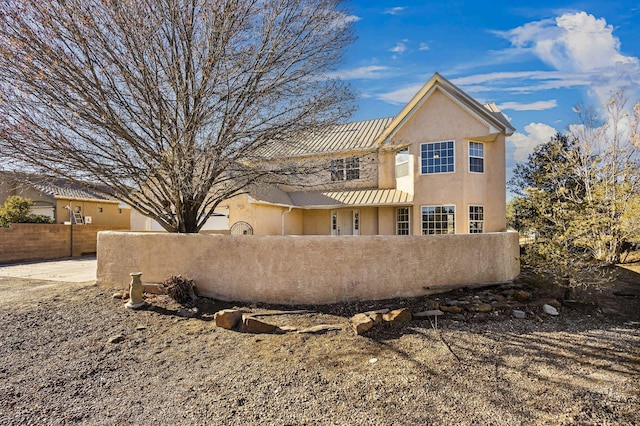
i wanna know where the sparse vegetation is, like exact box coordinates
[0,195,54,227]
[162,275,196,304]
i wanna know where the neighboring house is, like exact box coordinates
[215,73,514,236]
[0,172,130,227]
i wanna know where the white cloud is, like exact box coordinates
[326,65,389,80]
[390,42,407,54]
[377,83,423,104]
[508,122,558,162]
[384,7,406,15]
[419,43,429,51]
[499,100,557,111]
[495,12,640,103]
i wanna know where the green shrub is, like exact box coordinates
[0,195,54,227]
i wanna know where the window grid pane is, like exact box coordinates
[421,141,454,174]
[396,207,410,235]
[469,205,484,234]
[421,205,455,235]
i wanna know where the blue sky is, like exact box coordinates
[338,0,640,175]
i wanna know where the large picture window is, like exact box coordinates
[421,205,455,235]
[421,141,454,174]
[396,207,410,235]
[469,205,484,233]
[469,141,484,173]
[330,157,360,181]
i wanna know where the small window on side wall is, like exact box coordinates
[469,141,484,173]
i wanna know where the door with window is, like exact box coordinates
[331,210,360,235]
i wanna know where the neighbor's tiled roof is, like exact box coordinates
[261,117,394,158]
[0,172,116,201]
[251,186,413,208]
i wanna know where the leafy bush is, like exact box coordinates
[0,195,54,227]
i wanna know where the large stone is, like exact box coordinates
[383,308,412,323]
[352,313,374,335]
[142,283,166,295]
[440,305,462,314]
[542,304,559,316]
[214,309,243,329]
[240,315,278,334]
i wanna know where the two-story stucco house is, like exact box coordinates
[210,73,514,236]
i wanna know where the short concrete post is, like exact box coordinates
[125,272,146,310]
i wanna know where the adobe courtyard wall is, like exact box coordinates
[96,231,520,305]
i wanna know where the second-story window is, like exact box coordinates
[330,157,360,181]
[395,148,409,178]
[469,141,484,173]
[421,141,454,174]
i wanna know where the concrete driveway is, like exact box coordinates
[0,256,97,282]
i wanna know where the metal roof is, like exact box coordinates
[251,187,413,208]
[261,117,394,158]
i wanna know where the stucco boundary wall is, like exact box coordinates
[97,231,520,305]
[0,224,128,264]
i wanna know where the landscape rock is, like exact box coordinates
[472,303,493,313]
[413,309,444,319]
[214,309,243,329]
[351,313,374,335]
[112,291,126,299]
[177,307,198,318]
[543,304,559,316]
[298,324,342,334]
[512,310,526,319]
[383,308,412,323]
[142,283,166,295]
[107,334,125,344]
[240,315,278,334]
[513,290,532,302]
[366,312,385,325]
[424,300,440,310]
[440,305,462,314]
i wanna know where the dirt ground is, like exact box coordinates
[0,262,639,425]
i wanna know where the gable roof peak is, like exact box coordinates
[376,72,515,145]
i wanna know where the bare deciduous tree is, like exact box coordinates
[0,0,355,232]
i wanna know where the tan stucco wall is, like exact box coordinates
[302,209,331,235]
[54,199,130,227]
[377,207,396,235]
[97,231,520,305]
[390,88,507,233]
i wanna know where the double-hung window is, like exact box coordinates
[469,205,484,233]
[330,157,360,181]
[421,205,455,235]
[469,141,484,173]
[421,141,454,174]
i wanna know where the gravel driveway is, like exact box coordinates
[0,268,638,425]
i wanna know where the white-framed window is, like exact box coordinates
[395,148,409,178]
[421,205,455,235]
[421,141,454,174]
[469,141,484,173]
[396,207,410,235]
[330,157,360,181]
[469,205,484,233]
